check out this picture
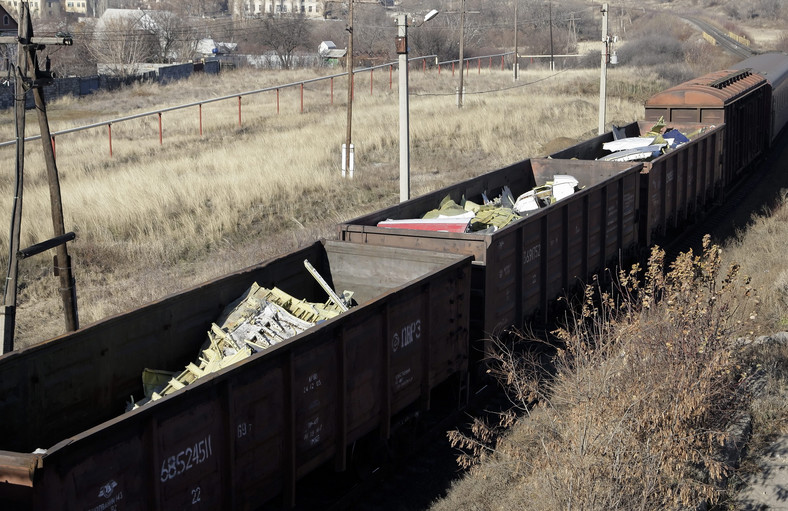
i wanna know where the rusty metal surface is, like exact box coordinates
[644,69,770,185]
[0,240,471,510]
[338,158,642,355]
[549,121,724,246]
[645,69,767,109]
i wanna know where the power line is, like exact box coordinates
[413,68,568,97]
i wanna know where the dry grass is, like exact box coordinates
[720,192,788,471]
[436,238,761,510]
[431,173,788,510]
[723,194,788,331]
[0,65,657,348]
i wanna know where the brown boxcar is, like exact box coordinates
[0,240,471,510]
[338,158,642,355]
[644,69,770,186]
[549,121,724,246]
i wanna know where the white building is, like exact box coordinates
[64,0,87,14]
[1,0,44,15]
[234,0,323,18]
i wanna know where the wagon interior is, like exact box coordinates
[548,120,718,162]
[342,158,639,232]
[0,240,463,454]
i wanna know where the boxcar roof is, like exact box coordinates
[645,69,767,108]
[731,52,788,90]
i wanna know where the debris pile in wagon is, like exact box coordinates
[126,262,354,411]
[598,117,704,162]
[377,177,582,234]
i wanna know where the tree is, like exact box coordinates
[88,13,159,77]
[258,13,310,69]
[147,9,199,63]
[352,3,394,64]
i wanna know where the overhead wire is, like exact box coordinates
[412,68,569,98]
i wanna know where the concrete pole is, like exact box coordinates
[398,14,410,202]
[513,1,518,81]
[458,0,465,108]
[549,1,554,71]
[345,0,354,175]
[598,3,609,135]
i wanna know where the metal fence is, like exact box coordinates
[0,52,515,157]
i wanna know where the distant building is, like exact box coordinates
[232,0,323,18]
[1,0,43,16]
[64,0,88,14]
[0,5,16,75]
[318,40,346,64]
[1,0,68,18]
[0,4,17,34]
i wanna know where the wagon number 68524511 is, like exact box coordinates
[160,435,213,483]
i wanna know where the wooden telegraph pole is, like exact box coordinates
[1,2,77,353]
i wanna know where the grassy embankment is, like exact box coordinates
[0,65,654,348]
[430,118,788,511]
[431,189,788,509]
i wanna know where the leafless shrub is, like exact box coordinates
[443,237,759,510]
[616,35,685,67]
[777,33,788,53]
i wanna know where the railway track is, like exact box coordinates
[683,16,758,59]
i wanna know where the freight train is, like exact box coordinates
[1,52,787,510]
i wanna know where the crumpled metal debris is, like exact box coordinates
[513,175,580,214]
[424,187,523,233]
[126,281,353,412]
[378,178,581,234]
[601,117,707,162]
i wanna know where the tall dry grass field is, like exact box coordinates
[437,238,761,510]
[0,65,657,347]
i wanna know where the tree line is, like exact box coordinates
[28,0,602,78]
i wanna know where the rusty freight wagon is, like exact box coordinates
[549,121,724,246]
[338,158,642,357]
[0,240,471,510]
[644,68,770,186]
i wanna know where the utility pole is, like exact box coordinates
[396,9,438,202]
[397,13,410,201]
[513,0,518,81]
[30,46,79,337]
[598,3,609,135]
[344,0,354,177]
[1,2,77,353]
[457,0,466,108]
[549,1,554,71]
[2,5,29,353]
[568,12,578,49]
[447,0,478,107]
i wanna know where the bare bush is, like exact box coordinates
[777,33,788,53]
[258,14,311,69]
[88,15,159,77]
[442,237,760,510]
[616,35,685,67]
